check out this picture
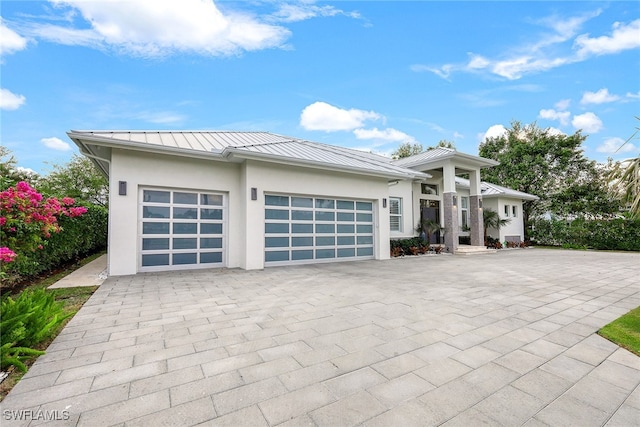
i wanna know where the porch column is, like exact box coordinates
[468,169,484,247]
[442,163,458,253]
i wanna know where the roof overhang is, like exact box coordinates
[399,151,499,172]
[222,147,431,181]
[68,130,430,182]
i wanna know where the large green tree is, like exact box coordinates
[391,140,456,159]
[39,155,109,207]
[479,122,620,223]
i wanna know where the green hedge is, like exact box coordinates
[3,204,108,285]
[530,218,640,251]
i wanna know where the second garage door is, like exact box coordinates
[264,194,375,265]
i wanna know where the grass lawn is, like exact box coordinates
[598,306,640,357]
[0,252,103,401]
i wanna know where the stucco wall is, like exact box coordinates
[108,149,242,275]
[388,180,414,239]
[108,150,392,275]
[482,197,525,242]
[243,160,391,265]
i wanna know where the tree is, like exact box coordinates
[0,147,40,191]
[608,118,640,219]
[478,121,618,225]
[483,208,510,241]
[392,142,424,159]
[39,155,109,207]
[429,140,456,150]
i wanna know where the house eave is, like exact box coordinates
[222,148,429,181]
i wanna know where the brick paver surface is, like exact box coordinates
[1,249,639,426]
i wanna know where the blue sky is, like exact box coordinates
[1,1,639,174]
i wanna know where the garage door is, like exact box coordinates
[264,194,374,265]
[139,188,225,271]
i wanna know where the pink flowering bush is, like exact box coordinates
[0,181,87,270]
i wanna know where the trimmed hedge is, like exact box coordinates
[3,204,108,285]
[530,218,640,251]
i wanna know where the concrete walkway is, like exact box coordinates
[1,249,639,426]
[48,255,108,289]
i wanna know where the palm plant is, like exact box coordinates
[608,117,640,219]
[417,219,443,244]
[483,208,511,242]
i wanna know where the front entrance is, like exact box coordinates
[420,199,441,244]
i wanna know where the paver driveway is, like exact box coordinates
[2,249,639,426]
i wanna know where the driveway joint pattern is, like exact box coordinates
[1,249,639,426]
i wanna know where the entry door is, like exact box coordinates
[420,199,440,244]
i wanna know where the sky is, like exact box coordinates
[1,0,639,175]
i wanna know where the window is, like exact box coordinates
[504,205,510,217]
[389,197,402,232]
[461,197,469,230]
[421,184,438,195]
[512,205,517,217]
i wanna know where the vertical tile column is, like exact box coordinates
[443,192,458,253]
[469,195,483,246]
[468,170,484,247]
[442,162,458,253]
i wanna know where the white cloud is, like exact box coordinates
[353,127,415,143]
[546,127,566,137]
[627,91,640,99]
[597,137,637,154]
[481,124,507,141]
[554,99,571,110]
[136,111,186,124]
[0,18,28,57]
[575,19,640,56]
[580,88,620,105]
[0,88,26,110]
[300,102,381,132]
[572,112,603,133]
[23,0,290,58]
[269,3,360,23]
[453,131,464,139]
[539,109,571,126]
[41,137,72,151]
[419,13,640,81]
[16,166,38,176]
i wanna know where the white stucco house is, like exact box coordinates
[68,130,538,276]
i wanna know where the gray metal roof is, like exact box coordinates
[68,130,430,180]
[455,177,539,201]
[391,147,498,169]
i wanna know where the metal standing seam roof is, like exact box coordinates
[455,177,539,201]
[391,147,498,168]
[67,130,430,180]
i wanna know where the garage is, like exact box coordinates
[138,188,226,271]
[264,194,375,265]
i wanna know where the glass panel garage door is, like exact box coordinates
[139,188,225,271]
[264,194,374,265]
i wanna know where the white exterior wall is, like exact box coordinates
[244,160,391,264]
[108,151,392,275]
[108,149,242,276]
[482,197,525,242]
[389,180,414,239]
